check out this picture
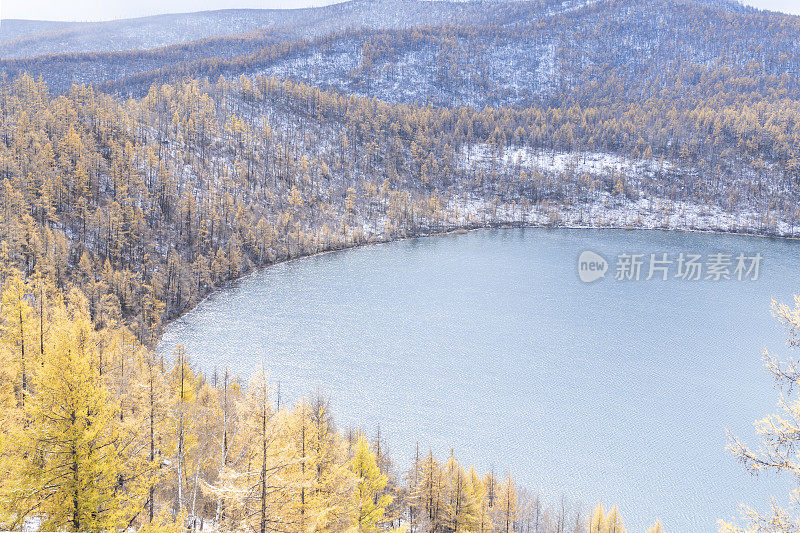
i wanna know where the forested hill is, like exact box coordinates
[0,0,799,338]
[0,0,569,59]
[0,1,797,530]
[0,0,792,105]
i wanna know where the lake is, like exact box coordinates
[158,228,800,532]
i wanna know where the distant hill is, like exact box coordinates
[0,0,560,59]
[2,0,794,109]
[0,9,297,58]
[0,0,571,92]
[222,0,792,108]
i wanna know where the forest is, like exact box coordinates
[2,268,651,532]
[2,0,800,529]
[0,270,644,532]
[0,67,659,533]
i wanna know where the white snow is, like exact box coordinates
[460,144,673,176]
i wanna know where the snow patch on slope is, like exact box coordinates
[461,145,673,176]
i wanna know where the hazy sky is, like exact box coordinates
[0,0,798,22]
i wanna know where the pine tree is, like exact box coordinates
[1,272,34,407]
[132,348,172,524]
[447,462,478,533]
[469,467,492,533]
[416,449,443,532]
[295,394,355,531]
[351,434,393,532]
[495,473,518,533]
[6,289,146,531]
[167,344,200,515]
[211,369,293,533]
[605,505,625,533]
[589,503,607,533]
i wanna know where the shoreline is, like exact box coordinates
[159,219,800,337]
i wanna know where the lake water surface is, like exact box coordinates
[158,228,800,532]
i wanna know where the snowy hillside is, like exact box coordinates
[0,0,571,59]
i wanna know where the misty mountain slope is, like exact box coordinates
[76,0,797,107]
[242,0,800,108]
[0,9,313,58]
[0,31,289,93]
[0,0,595,92]
[0,0,571,59]
[0,19,78,43]
[1,0,785,102]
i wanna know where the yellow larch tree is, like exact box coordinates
[494,473,518,533]
[350,433,393,532]
[722,295,800,532]
[589,503,608,533]
[3,288,148,531]
[0,272,35,407]
[606,505,626,533]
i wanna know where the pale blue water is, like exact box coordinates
[158,228,800,532]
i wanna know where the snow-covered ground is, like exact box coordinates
[461,144,673,176]
[450,145,795,235]
[444,193,795,236]
[347,189,798,248]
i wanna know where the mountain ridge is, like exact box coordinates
[0,0,568,59]
[3,0,797,109]
[1,0,762,60]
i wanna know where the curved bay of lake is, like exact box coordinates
[158,228,800,532]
